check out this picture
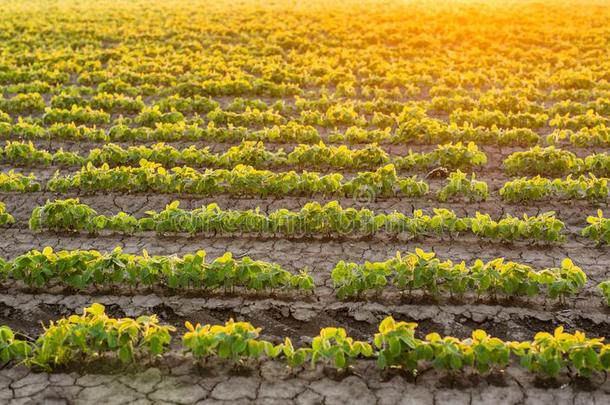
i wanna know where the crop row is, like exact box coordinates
[17,198,610,246]
[0,119,542,146]
[499,174,610,202]
[547,124,610,147]
[0,247,313,292]
[7,141,610,180]
[20,198,610,245]
[332,250,586,303]
[3,247,606,305]
[44,162,432,198]
[2,91,608,122]
[1,63,608,104]
[504,146,610,177]
[0,140,487,171]
[3,115,610,148]
[5,166,610,205]
[3,72,608,105]
[25,199,566,243]
[0,121,324,144]
[2,303,610,380]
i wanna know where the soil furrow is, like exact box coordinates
[1,292,609,343]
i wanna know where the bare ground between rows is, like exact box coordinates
[0,191,604,228]
[2,290,610,344]
[0,228,608,279]
[0,276,607,328]
[3,358,610,404]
